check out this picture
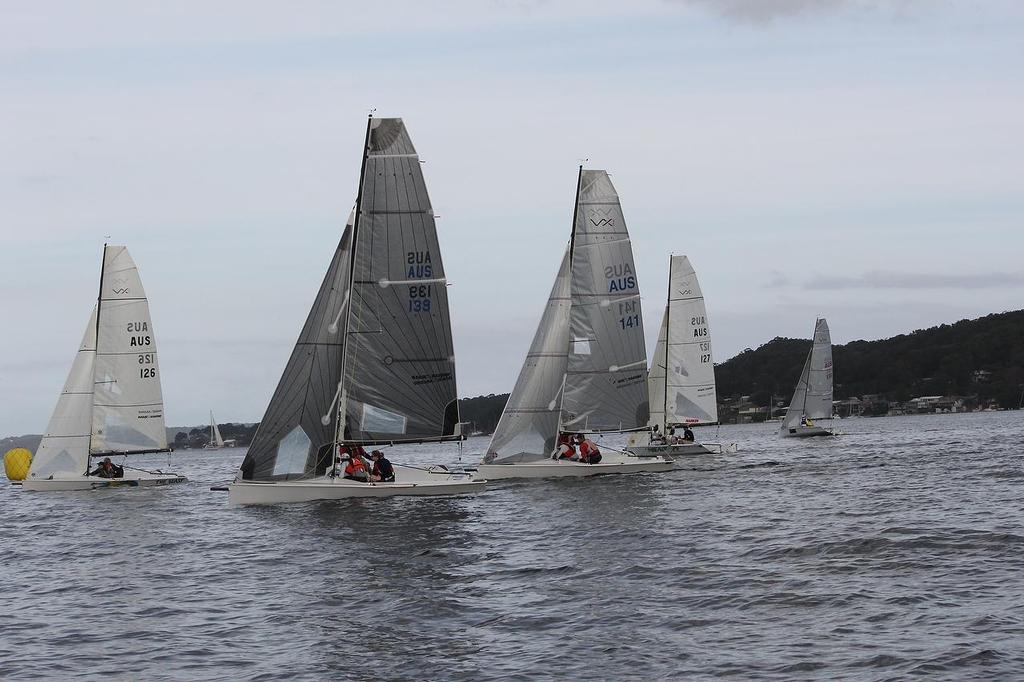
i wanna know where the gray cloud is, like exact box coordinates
[667,0,917,23]
[806,270,1024,291]
[765,270,791,288]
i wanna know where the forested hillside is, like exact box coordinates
[716,310,1024,408]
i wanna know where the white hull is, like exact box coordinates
[626,441,732,457]
[227,464,486,506]
[780,425,834,438]
[22,471,187,491]
[477,452,674,480]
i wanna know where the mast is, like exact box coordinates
[554,165,585,443]
[85,244,107,471]
[800,319,817,418]
[333,114,374,449]
[662,255,672,432]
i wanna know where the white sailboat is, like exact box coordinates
[477,167,674,480]
[22,246,186,491]
[780,318,835,437]
[627,255,736,457]
[205,411,234,448]
[228,117,485,505]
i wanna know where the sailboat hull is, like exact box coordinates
[627,441,739,456]
[227,465,486,506]
[22,472,187,491]
[780,425,834,438]
[477,453,674,480]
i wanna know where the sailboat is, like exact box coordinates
[205,411,234,448]
[228,117,485,505]
[477,167,675,480]
[627,255,735,457]
[22,246,186,491]
[780,318,835,437]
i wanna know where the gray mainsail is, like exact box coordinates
[240,117,457,481]
[484,248,571,463]
[340,118,459,442]
[561,170,648,432]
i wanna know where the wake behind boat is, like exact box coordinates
[22,245,186,491]
[228,116,485,505]
[780,318,835,438]
[478,167,673,480]
[627,255,737,457]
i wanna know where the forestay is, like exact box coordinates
[561,170,648,432]
[28,308,98,478]
[90,246,167,454]
[782,318,834,429]
[484,248,572,463]
[664,255,717,425]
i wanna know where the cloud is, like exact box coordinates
[666,0,918,24]
[805,270,1024,290]
[765,270,791,287]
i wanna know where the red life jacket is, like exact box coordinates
[344,456,367,477]
[558,443,577,459]
[579,439,600,462]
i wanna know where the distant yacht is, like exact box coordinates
[205,411,235,449]
[780,318,835,437]
[22,245,187,490]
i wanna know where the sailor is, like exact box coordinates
[682,425,695,443]
[578,438,602,464]
[554,433,579,461]
[343,449,370,482]
[651,424,666,445]
[90,457,124,479]
[369,450,395,483]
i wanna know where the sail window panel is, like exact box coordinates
[360,403,408,435]
[272,426,313,477]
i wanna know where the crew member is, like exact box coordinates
[578,438,602,464]
[369,450,395,483]
[89,457,124,479]
[554,433,579,461]
[682,425,695,442]
[343,449,370,482]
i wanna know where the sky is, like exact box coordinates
[1,0,1022,434]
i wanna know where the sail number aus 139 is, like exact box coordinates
[408,283,432,313]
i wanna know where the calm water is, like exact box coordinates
[3,411,1023,680]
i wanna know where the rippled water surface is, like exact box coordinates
[3,411,1024,680]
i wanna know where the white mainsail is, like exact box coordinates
[485,168,648,464]
[90,246,168,454]
[29,308,98,478]
[561,169,648,432]
[663,255,717,426]
[782,318,833,431]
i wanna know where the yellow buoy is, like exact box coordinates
[4,448,32,481]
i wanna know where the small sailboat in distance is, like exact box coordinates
[627,255,736,457]
[22,245,186,491]
[228,116,485,505]
[477,167,674,479]
[205,411,234,448]
[780,318,835,437]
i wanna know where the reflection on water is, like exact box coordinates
[3,411,1024,679]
